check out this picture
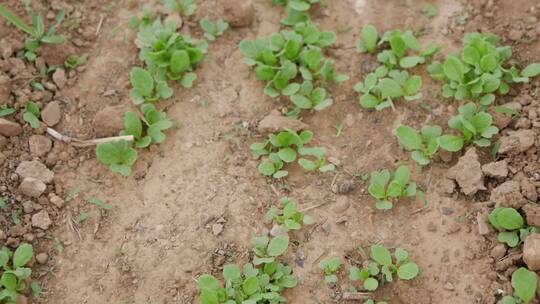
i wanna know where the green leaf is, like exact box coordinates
[363,277,379,291]
[242,276,259,295]
[130,67,154,97]
[397,262,419,280]
[396,126,422,150]
[394,248,409,262]
[13,243,33,268]
[197,274,221,291]
[443,56,464,82]
[96,141,138,177]
[378,78,403,99]
[124,111,142,139]
[512,267,537,303]
[291,94,312,109]
[360,25,378,53]
[170,50,191,74]
[258,161,276,176]
[498,231,520,247]
[23,112,40,128]
[370,245,392,267]
[0,4,36,36]
[278,147,297,163]
[298,158,317,171]
[88,197,113,210]
[267,235,289,257]
[411,150,430,166]
[480,54,497,72]
[522,63,540,77]
[181,72,197,88]
[437,135,464,152]
[400,56,424,69]
[496,208,524,230]
[393,165,410,186]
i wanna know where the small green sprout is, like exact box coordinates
[64,54,87,70]
[368,165,417,210]
[164,0,197,17]
[0,4,66,61]
[250,129,335,178]
[0,105,16,117]
[357,24,378,54]
[96,140,138,177]
[121,104,173,148]
[199,18,228,41]
[396,125,442,166]
[319,257,342,284]
[437,102,499,152]
[23,101,41,128]
[499,268,538,304]
[265,197,314,231]
[271,0,321,25]
[489,207,538,248]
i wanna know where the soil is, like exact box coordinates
[1,0,540,303]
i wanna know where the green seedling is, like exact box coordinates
[129,67,173,105]
[396,125,442,166]
[368,165,417,210]
[319,257,342,284]
[357,25,439,69]
[0,243,34,302]
[265,197,314,231]
[489,207,538,248]
[437,102,498,152]
[200,18,228,41]
[355,67,423,110]
[64,54,87,70]
[428,33,540,103]
[121,104,173,148]
[137,19,206,89]
[30,282,42,299]
[23,101,40,128]
[0,4,66,61]
[423,4,438,18]
[96,140,138,177]
[250,129,335,178]
[129,5,156,29]
[88,197,113,210]
[0,105,16,117]
[164,0,197,17]
[271,0,321,26]
[499,268,538,304]
[240,22,347,113]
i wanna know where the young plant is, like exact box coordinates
[489,207,537,248]
[319,257,342,284]
[199,18,228,41]
[164,0,197,17]
[349,263,381,291]
[0,105,16,117]
[23,101,41,128]
[239,22,347,113]
[0,243,34,302]
[368,165,417,210]
[129,5,156,29]
[437,102,499,152]
[271,0,321,26]
[120,104,173,148]
[137,19,207,89]
[0,5,66,61]
[355,67,422,110]
[64,54,87,70]
[500,268,538,304]
[396,125,442,166]
[265,197,314,231]
[250,129,335,178]
[428,33,540,103]
[96,140,138,177]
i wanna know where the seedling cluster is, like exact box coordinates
[264,198,313,231]
[500,267,538,304]
[489,207,539,248]
[368,165,417,210]
[271,0,320,26]
[250,129,334,178]
[0,243,36,302]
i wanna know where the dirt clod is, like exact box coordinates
[490,244,506,260]
[490,180,526,209]
[477,210,492,235]
[520,179,538,202]
[0,73,10,102]
[41,101,61,127]
[523,233,540,271]
[31,210,52,230]
[481,160,508,178]
[523,204,540,227]
[18,177,47,198]
[498,129,535,154]
[29,135,52,157]
[0,118,22,137]
[447,148,485,195]
[36,253,48,264]
[221,0,255,27]
[52,68,67,89]
[258,110,308,133]
[16,161,54,184]
[331,179,355,194]
[93,105,127,137]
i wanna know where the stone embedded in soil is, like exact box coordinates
[18,177,46,198]
[523,204,540,227]
[31,210,52,230]
[481,160,508,178]
[523,233,540,271]
[212,223,223,236]
[447,148,485,195]
[490,244,507,260]
[498,129,535,154]
[521,179,538,202]
[258,110,309,133]
[438,177,456,195]
[16,161,54,184]
[0,73,11,102]
[490,180,527,209]
[477,210,492,235]
[35,253,48,264]
[29,135,52,157]
[331,180,355,194]
[52,68,67,89]
[49,194,65,209]
[93,105,127,137]
[0,118,22,137]
[41,101,62,126]
[332,197,350,214]
[221,0,254,27]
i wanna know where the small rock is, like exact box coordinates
[270,224,287,236]
[481,161,508,178]
[16,161,54,183]
[0,73,10,102]
[28,135,52,157]
[52,68,67,89]
[49,194,65,209]
[35,252,48,264]
[221,0,254,27]
[18,177,46,198]
[523,204,540,227]
[447,148,485,195]
[331,180,355,194]
[438,177,456,195]
[41,101,61,126]
[499,129,535,154]
[477,210,492,235]
[93,105,127,137]
[523,233,540,271]
[490,244,507,260]
[22,201,34,213]
[212,223,223,236]
[443,282,455,291]
[258,110,309,133]
[31,210,52,230]
[332,197,350,214]
[490,180,526,209]
[514,117,531,129]
[521,179,538,202]
[0,118,22,137]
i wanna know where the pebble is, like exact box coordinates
[490,244,507,260]
[212,223,224,236]
[523,233,540,271]
[16,161,54,184]
[0,118,22,137]
[41,101,61,126]
[36,253,48,264]
[31,210,52,230]
[28,135,52,157]
[52,68,67,89]
[18,177,47,198]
